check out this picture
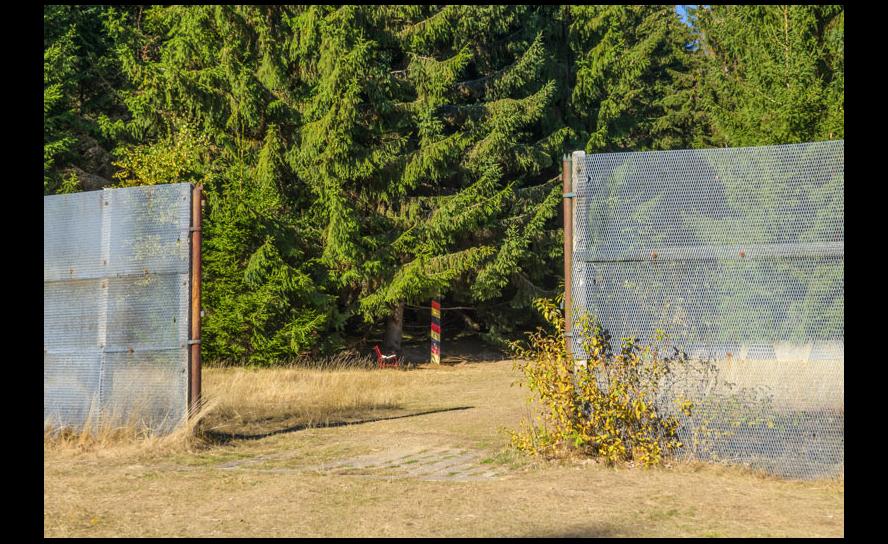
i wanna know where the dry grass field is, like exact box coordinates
[44,359,844,537]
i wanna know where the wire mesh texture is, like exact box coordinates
[569,140,843,479]
[44,183,193,434]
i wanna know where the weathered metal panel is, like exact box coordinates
[44,183,192,434]
[571,141,844,478]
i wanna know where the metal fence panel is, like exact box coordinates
[44,183,192,434]
[570,141,843,478]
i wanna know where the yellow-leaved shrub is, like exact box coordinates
[510,297,696,467]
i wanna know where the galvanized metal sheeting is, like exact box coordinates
[570,141,844,478]
[44,184,192,434]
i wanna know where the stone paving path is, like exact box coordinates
[307,445,504,481]
[214,444,504,482]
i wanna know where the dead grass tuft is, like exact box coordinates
[198,366,422,436]
[208,350,377,370]
[44,397,218,458]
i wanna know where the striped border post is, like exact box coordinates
[430,299,441,365]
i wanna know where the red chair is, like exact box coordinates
[373,345,401,369]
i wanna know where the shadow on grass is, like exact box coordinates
[528,523,624,538]
[200,406,474,445]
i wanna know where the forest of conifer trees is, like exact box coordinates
[43,5,844,364]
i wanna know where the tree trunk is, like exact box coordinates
[383,300,406,353]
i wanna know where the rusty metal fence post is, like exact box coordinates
[188,184,203,414]
[562,155,573,351]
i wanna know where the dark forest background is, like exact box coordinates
[44,5,844,364]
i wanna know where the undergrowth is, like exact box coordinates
[509,297,701,467]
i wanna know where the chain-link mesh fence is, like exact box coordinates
[44,183,193,434]
[569,141,843,478]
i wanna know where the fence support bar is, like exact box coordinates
[189,184,203,415]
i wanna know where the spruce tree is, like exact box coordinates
[106,6,335,364]
[692,5,844,145]
[334,5,575,350]
[43,5,133,194]
[569,5,703,152]
[44,5,79,193]
[284,6,412,351]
